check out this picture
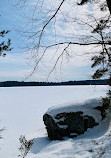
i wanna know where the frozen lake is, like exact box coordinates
[0,85,108,158]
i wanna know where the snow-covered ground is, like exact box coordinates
[0,85,110,158]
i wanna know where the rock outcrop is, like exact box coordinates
[43,111,98,140]
[43,99,103,140]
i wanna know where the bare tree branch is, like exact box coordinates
[37,0,66,49]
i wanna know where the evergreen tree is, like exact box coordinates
[0,21,12,140]
[0,30,12,57]
[79,0,111,100]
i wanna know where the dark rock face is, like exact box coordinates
[43,112,99,140]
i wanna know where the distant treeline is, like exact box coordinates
[0,79,109,87]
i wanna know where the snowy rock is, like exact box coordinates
[43,99,103,140]
[43,112,98,140]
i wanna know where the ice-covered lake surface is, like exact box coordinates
[0,85,109,158]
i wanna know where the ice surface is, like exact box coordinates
[0,85,109,158]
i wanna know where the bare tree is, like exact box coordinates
[16,0,111,84]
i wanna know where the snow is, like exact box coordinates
[70,133,78,136]
[0,85,110,158]
[28,112,111,158]
[58,124,68,129]
[46,98,103,123]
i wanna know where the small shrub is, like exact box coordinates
[0,128,5,139]
[102,97,111,109]
[18,135,33,158]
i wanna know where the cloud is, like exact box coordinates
[0,0,105,81]
[0,47,93,82]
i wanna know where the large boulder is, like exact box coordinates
[43,99,103,140]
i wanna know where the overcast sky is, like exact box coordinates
[0,0,102,82]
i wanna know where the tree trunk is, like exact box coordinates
[106,0,111,14]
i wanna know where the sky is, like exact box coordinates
[0,0,104,82]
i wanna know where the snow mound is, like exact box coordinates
[46,98,103,123]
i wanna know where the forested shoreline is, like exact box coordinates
[0,79,109,87]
